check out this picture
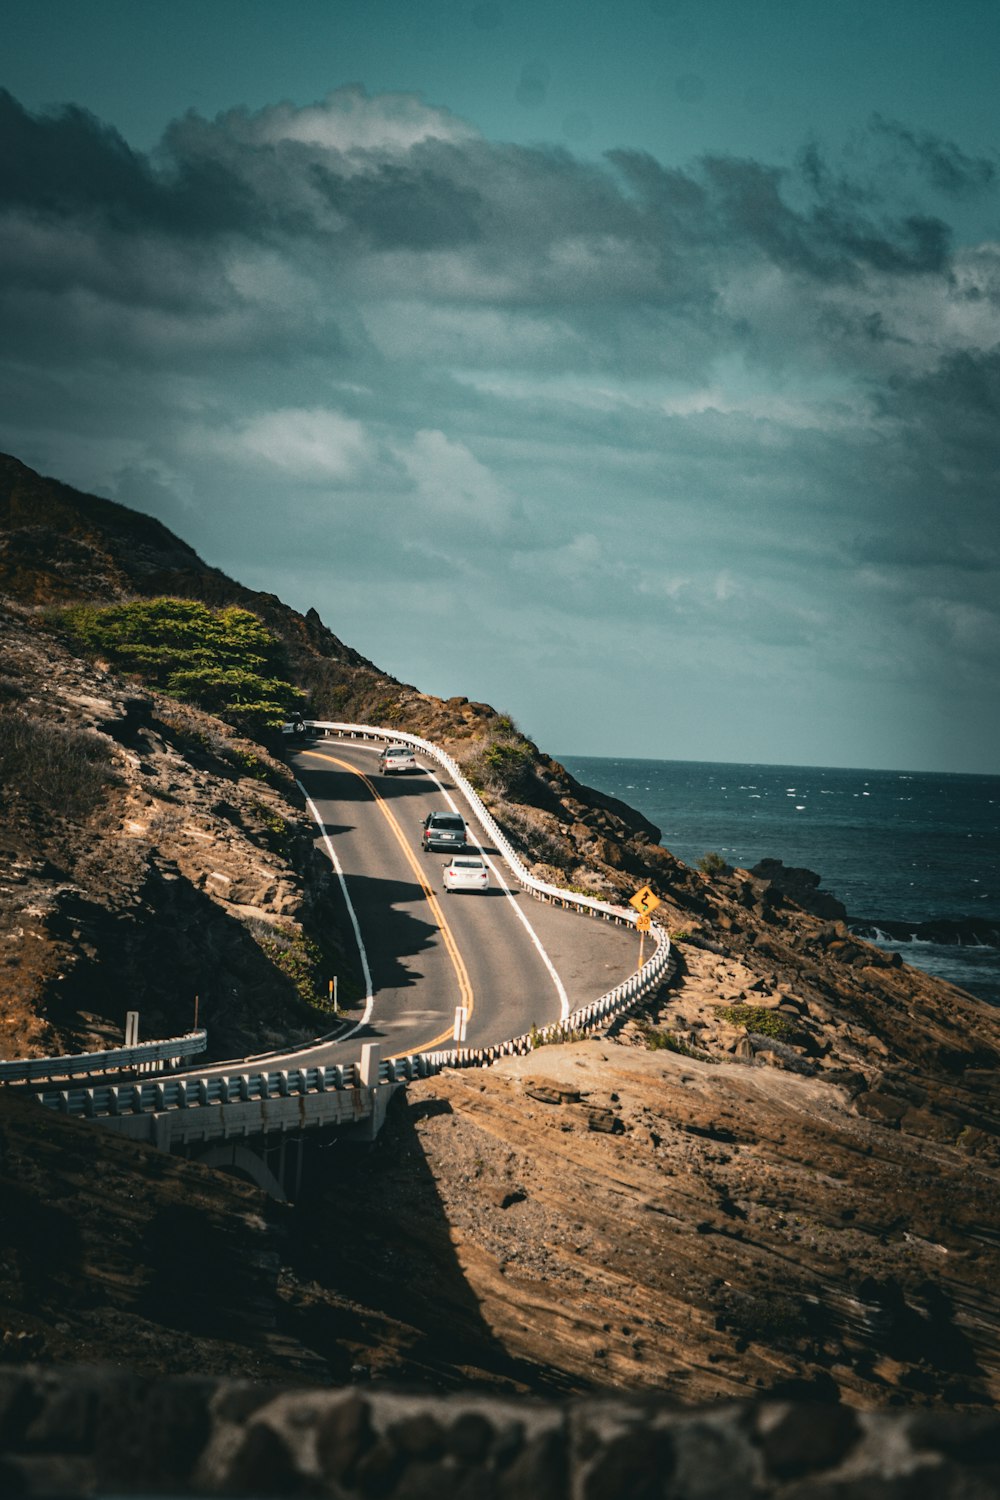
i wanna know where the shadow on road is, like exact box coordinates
[329,869,441,1000]
[294,759,454,805]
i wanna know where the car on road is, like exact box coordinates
[421,810,468,852]
[379,745,419,774]
[442,854,489,893]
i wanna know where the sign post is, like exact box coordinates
[629,886,661,968]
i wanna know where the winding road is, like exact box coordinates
[291,738,644,1060]
[21,728,668,1193]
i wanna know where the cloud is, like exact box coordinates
[869,115,998,199]
[212,86,477,155]
[203,407,374,482]
[394,429,519,535]
[1,87,999,768]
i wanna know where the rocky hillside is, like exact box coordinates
[0,599,352,1060]
[2,452,999,1415]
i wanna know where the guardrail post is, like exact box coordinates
[359,1043,380,1088]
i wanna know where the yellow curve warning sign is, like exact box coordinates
[629,884,661,916]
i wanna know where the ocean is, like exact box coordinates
[558,756,1000,1006]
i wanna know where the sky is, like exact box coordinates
[2,0,999,774]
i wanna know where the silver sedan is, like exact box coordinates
[442,854,489,893]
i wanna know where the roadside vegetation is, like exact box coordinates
[57,598,304,733]
[244,918,361,1016]
[719,1005,795,1040]
[462,714,536,797]
[633,1017,702,1056]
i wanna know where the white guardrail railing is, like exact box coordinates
[13,722,673,1126]
[31,1054,439,1124]
[303,720,674,1067]
[0,1030,208,1085]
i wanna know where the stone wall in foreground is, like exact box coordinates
[1,1367,999,1498]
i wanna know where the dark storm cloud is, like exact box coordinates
[1,87,971,311]
[864,350,1000,559]
[310,160,482,249]
[870,114,997,199]
[0,89,256,236]
[3,87,995,417]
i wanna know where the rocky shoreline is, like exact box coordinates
[849,916,1000,949]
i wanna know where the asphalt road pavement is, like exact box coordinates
[292,738,642,1061]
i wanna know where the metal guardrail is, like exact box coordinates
[0,1029,208,1085]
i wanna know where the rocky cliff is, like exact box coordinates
[1,454,999,1421]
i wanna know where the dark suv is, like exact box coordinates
[421,811,468,853]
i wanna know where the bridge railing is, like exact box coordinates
[0,1029,208,1085]
[31,1053,453,1120]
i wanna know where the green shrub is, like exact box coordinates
[635,1019,698,1056]
[60,598,304,731]
[246,920,362,1013]
[464,730,535,798]
[373,696,403,724]
[252,924,324,1008]
[226,747,269,780]
[697,851,728,876]
[249,798,291,850]
[718,1005,794,1040]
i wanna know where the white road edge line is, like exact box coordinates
[422,765,571,1022]
[296,778,375,1042]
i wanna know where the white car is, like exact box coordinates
[379,745,419,774]
[442,854,489,893]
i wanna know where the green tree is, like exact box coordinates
[61,598,304,730]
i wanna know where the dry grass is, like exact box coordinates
[0,711,118,815]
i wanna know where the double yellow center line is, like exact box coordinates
[304,750,473,1049]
